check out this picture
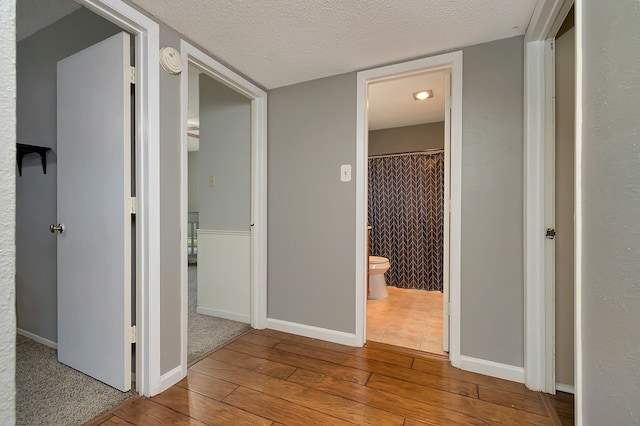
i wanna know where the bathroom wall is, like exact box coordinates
[369,122,444,156]
[15,7,121,343]
[581,0,640,422]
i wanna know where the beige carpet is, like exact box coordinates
[15,335,134,426]
[16,265,249,425]
[188,265,251,362]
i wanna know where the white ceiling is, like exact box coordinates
[17,0,539,130]
[368,71,445,130]
[128,0,538,89]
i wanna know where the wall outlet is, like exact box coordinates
[208,175,215,188]
[340,164,352,182]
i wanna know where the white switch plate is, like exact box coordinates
[208,175,215,188]
[340,164,352,182]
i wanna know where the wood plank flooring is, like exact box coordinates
[89,329,574,426]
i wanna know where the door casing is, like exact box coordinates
[77,0,160,397]
[178,40,268,381]
[355,51,463,367]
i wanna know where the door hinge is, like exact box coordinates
[446,95,452,110]
[129,66,136,84]
[128,197,137,215]
[128,325,137,344]
[546,228,556,239]
[444,302,450,316]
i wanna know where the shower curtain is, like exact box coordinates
[368,152,444,291]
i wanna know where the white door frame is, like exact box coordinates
[524,0,574,393]
[78,0,160,397]
[355,51,463,367]
[178,41,268,378]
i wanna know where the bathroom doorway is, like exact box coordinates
[365,70,449,356]
[356,52,462,362]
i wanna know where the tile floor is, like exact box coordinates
[366,286,446,355]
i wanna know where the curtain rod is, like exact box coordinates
[368,149,444,159]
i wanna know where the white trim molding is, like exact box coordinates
[197,307,250,324]
[159,365,183,394]
[523,0,575,394]
[266,319,358,347]
[179,40,268,381]
[355,51,463,367]
[556,383,575,394]
[523,39,548,392]
[17,329,57,350]
[78,0,160,398]
[458,356,525,384]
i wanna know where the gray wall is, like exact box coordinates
[582,0,640,423]
[459,36,524,367]
[15,8,121,343]
[0,0,16,422]
[369,122,444,156]
[198,75,251,231]
[188,151,199,212]
[554,25,574,388]
[157,21,182,375]
[268,72,357,332]
[267,38,525,366]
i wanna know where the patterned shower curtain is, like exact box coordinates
[368,152,444,291]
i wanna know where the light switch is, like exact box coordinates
[340,164,352,182]
[208,175,215,188]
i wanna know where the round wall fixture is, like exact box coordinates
[159,47,183,75]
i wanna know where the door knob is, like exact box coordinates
[50,223,64,234]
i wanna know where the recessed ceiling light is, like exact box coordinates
[413,90,433,101]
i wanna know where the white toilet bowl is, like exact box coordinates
[368,256,391,299]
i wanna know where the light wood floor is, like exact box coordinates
[367,286,445,355]
[89,329,574,426]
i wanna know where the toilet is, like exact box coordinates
[368,256,391,299]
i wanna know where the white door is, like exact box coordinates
[56,32,133,392]
[442,71,452,353]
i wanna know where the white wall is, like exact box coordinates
[0,0,17,423]
[580,0,640,423]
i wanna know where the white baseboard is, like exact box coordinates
[266,318,358,346]
[159,365,184,394]
[196,307,250,324]
[458,355,524,383]
[555,383,575,394]
[17,328,57,350]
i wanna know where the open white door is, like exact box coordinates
[56,32,133,392]
[443,71,452,353]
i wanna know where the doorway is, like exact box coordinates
[14,2,151,423]
[179,41,268,374]
[182,62,252,363]
[355,51,463,365]
[365,70,448,356]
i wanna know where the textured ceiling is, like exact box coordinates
[129,0,538,89]
[369,71,445,130]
